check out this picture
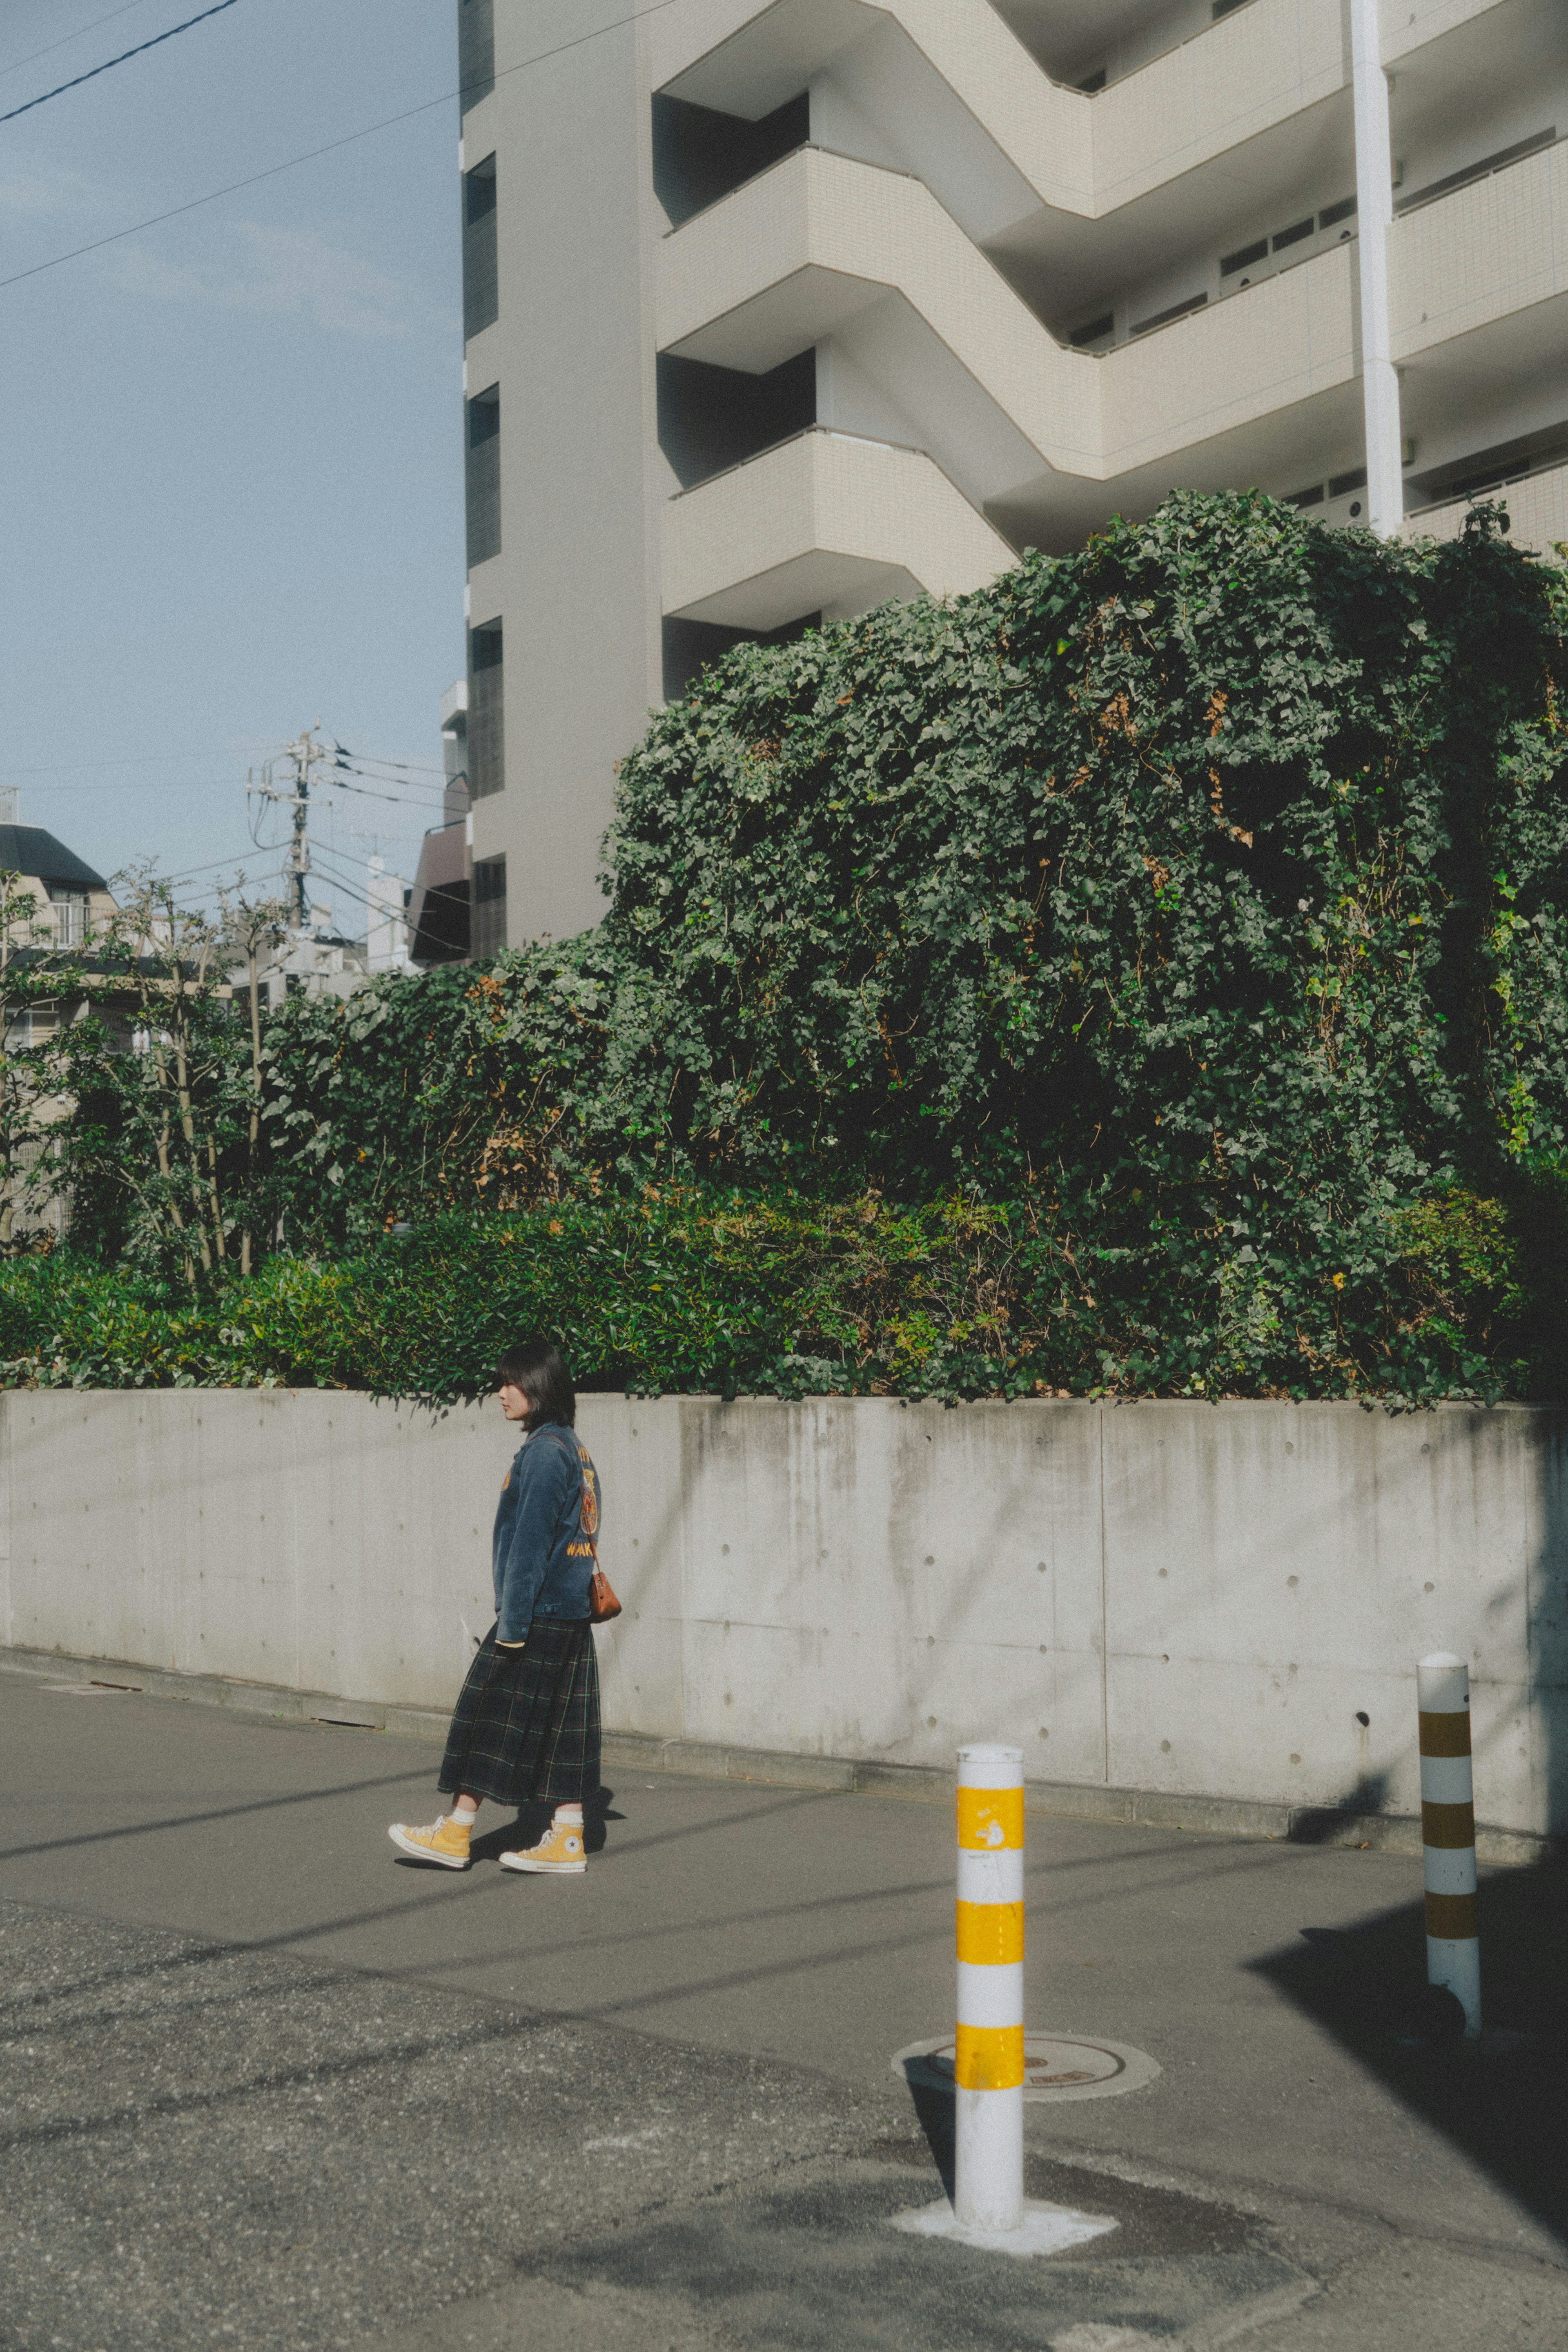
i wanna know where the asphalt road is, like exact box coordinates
[2,1662,1566,2350]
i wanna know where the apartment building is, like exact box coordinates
[457,0,1568,945]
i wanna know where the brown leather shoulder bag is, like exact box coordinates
[574,1438,621,1623]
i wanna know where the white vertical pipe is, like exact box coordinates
[1417,1652,1481,2039]
[954,1743,1025,2233]
[1350,0,1404,535]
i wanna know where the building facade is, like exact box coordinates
[406,681,475,964]
[457,0,1568,946]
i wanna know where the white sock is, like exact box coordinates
[452,1799,479,1823]
[554,1803,584,1827]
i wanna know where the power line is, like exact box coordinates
[138,849,266,885]
[0,2,163,85]
[330,744,448,776]
[327,777,445,810]
[0,0,243,127]
[9,777,245,794]
[2,746,443,775]
[0,0,688,292]
[4,752,273,773]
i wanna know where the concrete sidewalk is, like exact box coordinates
[2,1665,1565,2350]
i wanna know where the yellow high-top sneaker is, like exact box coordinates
[500,1819,586,1875]
[387,1813,472,1869]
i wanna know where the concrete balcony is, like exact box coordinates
[661,426,1014,628]
[658,145,1100,490]
[661,131,1568,542]
[659,145,1358,507]
[654,0,1513,233]
[1407,459,1568,557]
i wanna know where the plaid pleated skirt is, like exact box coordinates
[437,1618,601,1807]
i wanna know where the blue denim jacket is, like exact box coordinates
[492,1424,600,1641]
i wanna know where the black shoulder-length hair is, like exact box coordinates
[496,1340,575,1429]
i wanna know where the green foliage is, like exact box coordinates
[1,1170,1563,1405]
[12,491,1568,1400]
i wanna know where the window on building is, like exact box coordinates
[47,889,87,947]
[463,154,498,341]
[458,0,493,115]
[469,619,505,799]
[466,383,501,568]
[1221,238,1267,279]
[470,855,507,961]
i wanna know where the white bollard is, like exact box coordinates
[954,1743,1025,2233]
[1418,1652,1481,2039]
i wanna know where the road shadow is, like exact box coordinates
[899,2065,956,2201]
[1250,1851,1568,2243]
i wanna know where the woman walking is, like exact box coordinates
[388,1340,602,1876]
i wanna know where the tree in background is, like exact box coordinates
[216,889,290,1276]
[50,875,263,1285]
[0,871,90,1248]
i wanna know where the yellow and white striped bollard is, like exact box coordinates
[955,1742,1025,2233]
[1418,1651,1481,2039]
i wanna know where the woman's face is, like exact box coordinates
[498,1380,532,1423]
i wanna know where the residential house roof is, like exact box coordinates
[0,825,109,893]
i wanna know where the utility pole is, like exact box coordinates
[282,725,324,931]
[1350,0,1404,536]
[250,727,326,932]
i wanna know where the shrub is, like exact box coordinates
[12,492,1568,1401]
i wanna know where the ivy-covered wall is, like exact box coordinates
[12,492,1568,1401]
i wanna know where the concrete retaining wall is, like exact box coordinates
[2,1392,1564,1838]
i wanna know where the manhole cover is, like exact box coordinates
[892,2033,1161,2103]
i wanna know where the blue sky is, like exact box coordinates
[0,0,463,932]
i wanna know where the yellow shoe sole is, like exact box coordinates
[499,1850,586,1874]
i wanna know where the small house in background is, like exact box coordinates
[0,794,117,952]
[0,794,121,1055]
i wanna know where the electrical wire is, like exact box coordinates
[138,849,267,885]
[299,851,400,924]
[327,754,447,795]
[0,0,243,127]
[0,0,689,292]
[326,778,445,810]
[330,741,447,777]
[2,751,283,774]
[0,2,163,85]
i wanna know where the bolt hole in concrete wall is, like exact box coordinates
[2,1394,1564,1838]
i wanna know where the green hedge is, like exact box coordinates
[3,1175,1563,1404]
